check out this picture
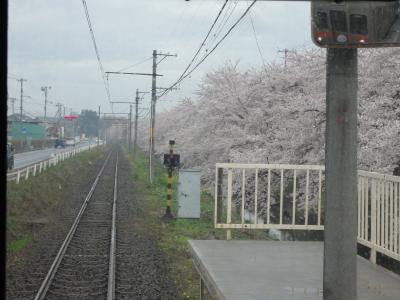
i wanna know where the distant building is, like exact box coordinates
[8,114,46,141]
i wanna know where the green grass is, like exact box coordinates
[6,146,108,258]
[7,238,30,253]
[125,149,271,299]
[125,150,223,299]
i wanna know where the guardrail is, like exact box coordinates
[214,163,400,264]
[7,142,104,184]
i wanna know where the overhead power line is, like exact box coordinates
[176,0,229,84]
[159,0,257,99]
[207,0,239,49]
[81,0,111,104]
[116,57,153,72]
[248,11,267,71]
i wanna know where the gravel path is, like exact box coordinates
[115,151,178,299]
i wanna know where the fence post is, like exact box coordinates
[39,162,43,173]
[216,168,224,223]
[25,167,29,180]
[16,170,21,184]
[44,161,47,170]
[33,164,37,176]
[370,179,377,264]
[226,169,233,240]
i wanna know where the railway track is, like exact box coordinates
[34,150,119,300]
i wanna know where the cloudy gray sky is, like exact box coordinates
[7,0,314,118]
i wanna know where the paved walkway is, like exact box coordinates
[189,240,400,300]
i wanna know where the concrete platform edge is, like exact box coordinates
[188,240,226,300]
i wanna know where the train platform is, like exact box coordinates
[188,240,400,300]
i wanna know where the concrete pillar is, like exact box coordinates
[323,48,358,300]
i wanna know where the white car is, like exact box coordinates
[65,138,75,147]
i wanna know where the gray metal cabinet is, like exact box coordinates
[177,169,201,218]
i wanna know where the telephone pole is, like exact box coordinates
[41,86,51,122]
[278,48,290,69]
[110,101,136,150]
[134,89,139,157]
[129,103,132,150]
[8,97,17,115]
[149,50,177,184]
[18,78,27,120]
[105,50,176,183]
[98,106,101,146]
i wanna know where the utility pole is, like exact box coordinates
[129,103,132,151]
[55,103,63,120]
[105,50,176,183]
[149,50,157,184]
[18,78,27,121]
[323,48,358,300]
[134,89,139,157]
[55,103,63,138]
[41,86,51,122]
[278,48,290,69]
[98,106,101,146]
[110,101,136,150]
[8,97,17,115]
[149,50,177,184]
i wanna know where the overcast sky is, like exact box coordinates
[7,0,315,118]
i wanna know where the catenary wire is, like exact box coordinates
[159,0,257,99]
[175,0,229,84]
[116,57,153,72]
[248,11,267,70]
[81,0,111,105]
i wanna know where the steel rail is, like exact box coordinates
[33,150,113,300]
[107,152,118,300]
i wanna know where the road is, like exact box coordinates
[13,141,92,169]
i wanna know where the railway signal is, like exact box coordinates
[163,140,180,219]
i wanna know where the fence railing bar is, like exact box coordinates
[318,170,322,226]
[279,169,284,225]
[227,169,233,240]
[393,183,400,253]
[385,182,389,248]
[358,177,362,238]
[360,177,364,240]
[254,169,258,225]
[305,169,309,226]
[267,169,271,225]
[214,167,218,227]
[241,169,245,225]
[370,179,377,263]
[390,182,394,252]
[364,177,368,240]
[292,170,297,225]
[378,181,382,247]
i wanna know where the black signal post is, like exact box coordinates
[163,140,180,219]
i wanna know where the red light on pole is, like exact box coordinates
[64,115,78,121]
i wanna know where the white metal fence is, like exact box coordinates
[214,163,400,264]
[7,142,104,184]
